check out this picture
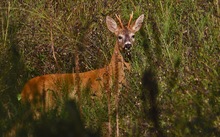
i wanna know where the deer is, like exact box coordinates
[21,12,144,113]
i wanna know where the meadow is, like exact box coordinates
[0,0,219,136]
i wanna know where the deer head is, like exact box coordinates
[106,12,144,62]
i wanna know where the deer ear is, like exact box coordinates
[132,14,144,32]
[106,16,118,33]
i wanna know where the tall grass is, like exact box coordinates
[0,0,219,136]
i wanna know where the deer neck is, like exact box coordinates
[108,42,130,76]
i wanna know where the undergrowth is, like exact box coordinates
[0,0,219,137]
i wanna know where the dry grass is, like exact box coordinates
[0,0,219,136]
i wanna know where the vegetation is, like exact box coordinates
[0,0,219,136]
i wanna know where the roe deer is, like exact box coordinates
[21,13,144,111]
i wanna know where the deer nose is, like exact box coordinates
[125,43,132,50]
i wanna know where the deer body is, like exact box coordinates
[21,13,144,111]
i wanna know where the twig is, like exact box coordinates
[105,65,112,137]
[75,50,81,114]
[114,52,119,137]
[49,2,60,72]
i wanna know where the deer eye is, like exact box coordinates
[131,35,135,39]
[118,36,123,40]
